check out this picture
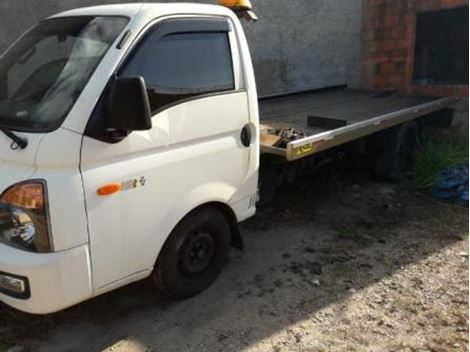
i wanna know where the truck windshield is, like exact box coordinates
[0,16,128,132]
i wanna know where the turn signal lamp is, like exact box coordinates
[1,182,44,209]
[218,0,258,21]
[97,183,121,196]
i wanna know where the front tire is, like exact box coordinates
[152,207,231,298]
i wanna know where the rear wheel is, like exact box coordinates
[373,122,420,181]
[152,207,231,298]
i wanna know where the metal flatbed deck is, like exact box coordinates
[259,88,458,161]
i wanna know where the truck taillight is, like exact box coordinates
[0,181,53,253]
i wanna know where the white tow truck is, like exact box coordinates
[0,1,457,314]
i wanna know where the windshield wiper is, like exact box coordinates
[0,128,28,150]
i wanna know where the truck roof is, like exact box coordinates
[49,3,233,19]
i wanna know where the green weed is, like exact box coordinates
[410,138,468,188]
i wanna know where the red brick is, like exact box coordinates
[413,0,441,11]
[375,29,391,40]
[458,86,469,97]
[367,4,385,17]
[395,39,411,50]
[394,61,407,71]
[361,0,469,93]
[372,75,388,87]
[389,50,409,61]
[380,40,395,51]
[363,18,374,29]
[362,33,375,43]
[374,52,390,62]
[441,0,468,9]
[405,14,415,27]
[395,15,409,28]
[372,73,405,89]
[405,21,415,38]
[390,27,406,38]
[388,74,406,85]
[380,63,396,75]
[373,18,385,28]
[370,0,386,6]
[384,14,400,27]
[386,0,408,14]
[411,84,469,98]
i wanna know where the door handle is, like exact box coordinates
[240,124,251,147]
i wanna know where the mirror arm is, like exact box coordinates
[104,128,130,142]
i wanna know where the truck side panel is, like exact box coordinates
[81,91,253,289]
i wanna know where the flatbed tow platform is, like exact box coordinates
[259,88,458,161]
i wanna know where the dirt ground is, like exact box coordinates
[0,166,468,352]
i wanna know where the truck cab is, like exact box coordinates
[0,3,259,314]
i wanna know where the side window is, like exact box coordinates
[121,29,235,113]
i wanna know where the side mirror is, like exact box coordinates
[106,76,152,132]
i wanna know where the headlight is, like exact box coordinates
[0,180,52,253]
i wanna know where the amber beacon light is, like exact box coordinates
[218,0,258,21]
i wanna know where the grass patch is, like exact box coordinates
[410,138,468,188]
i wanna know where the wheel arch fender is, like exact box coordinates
[153,182,243,267]
[193,201,243,250]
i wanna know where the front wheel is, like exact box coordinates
[152,207,231,298]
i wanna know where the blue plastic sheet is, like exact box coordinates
[432,165,469,206]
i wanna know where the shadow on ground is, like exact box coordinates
[0,160,468,352]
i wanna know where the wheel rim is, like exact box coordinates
[179,231,215,277]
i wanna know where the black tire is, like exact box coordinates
[374,123,420,182]
[374,149,405,182]
[152,207,230,298]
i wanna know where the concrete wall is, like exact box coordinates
[0,0,362,97]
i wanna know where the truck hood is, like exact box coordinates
[0,132,43,193]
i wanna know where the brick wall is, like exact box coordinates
[362,0,469,97]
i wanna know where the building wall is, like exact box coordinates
[0,0,363,97]
[362,0,469,97]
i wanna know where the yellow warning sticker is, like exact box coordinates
[295,143,315,156]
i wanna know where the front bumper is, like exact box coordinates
[0,243,92,314]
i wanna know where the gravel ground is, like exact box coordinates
[0,169,468,352]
